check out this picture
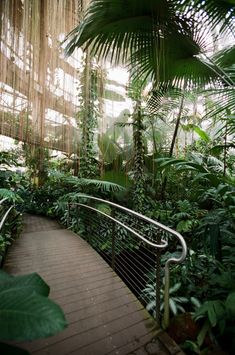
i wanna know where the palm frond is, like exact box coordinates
[180,0,235,34]
[65,0,218,88]
[64,176,126,193]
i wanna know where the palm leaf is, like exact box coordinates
[64,177,126,192]
[65,0,218,88]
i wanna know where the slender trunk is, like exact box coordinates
[169,93,185,157]
[161,90,185,199]
[150,120,158,154]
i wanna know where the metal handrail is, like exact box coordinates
[0,206,14,232]
[0,197,16,266]
[78,203,168,249]
[0,197,15,232]
[0,197,9,205]
[67,194,187,328]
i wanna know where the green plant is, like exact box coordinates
[0,189,23,204]
[190,291,235,354]
[0,195,23,264]
[142,281,191,319]
[0,270,67,354]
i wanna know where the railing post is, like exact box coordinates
[76,204,79,231]
[163,264,170,329]
[111,209,116,271]
[67,203,70,227]
[155,233,161,327]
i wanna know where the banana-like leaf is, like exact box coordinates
[225,292,235,316]
[0,288,67,341]
[0,271,49,296]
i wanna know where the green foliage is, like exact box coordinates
[63,177,126,193]
[65,0,218,88]
[78,57,100,178]
[22,144,51,186]
[0,270,67,353]
[142,281,197,318]
[0,151,18,167]
[0,195,23,261]
[0,189,23,203]
[191,291,235,353]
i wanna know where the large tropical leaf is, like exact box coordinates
[0,271,49,296]
[65,0,217,88]
[202,45,235,118]
[0,288,67,341]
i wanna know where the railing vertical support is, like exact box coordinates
[76,204,79,230]
[67,203,70,227]
[73,195,187,331]
[111,209,116,271]
[163,263,170,329]
[155,247,161,327]
[155,232,162,327]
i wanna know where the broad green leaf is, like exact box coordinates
[0,270,12,282]
[197,320,210,347]
[226,292,235,316]
[96,203,112,215]
[169,282,181,293]
[193,126,210,142]
[208,303,217,327]
[183,340,200,354]
[0,271,49,296]
[194,300,225,326]
[190,297,201,308]
[169,299,177,315]
[0,288,67,341]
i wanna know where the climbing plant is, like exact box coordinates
[77,51,100,178]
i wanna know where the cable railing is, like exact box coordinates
[0,197,15,266]
[66,194,187,328]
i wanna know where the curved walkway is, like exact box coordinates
[4,214,184,355]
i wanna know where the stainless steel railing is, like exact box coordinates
[0,197,15,266]
[0,198,14,232]
[67,194,187,328]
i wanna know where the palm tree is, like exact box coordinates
[64,0,235,163]
[65,0,221,89]
[65,0,235,188]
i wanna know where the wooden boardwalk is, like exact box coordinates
[4,215,183,355]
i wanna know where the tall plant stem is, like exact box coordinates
[169,91,185,157]
[161,89,185,199]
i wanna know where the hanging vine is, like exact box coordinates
[77,51,99,178]
[132,99,146,212]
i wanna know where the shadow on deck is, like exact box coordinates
[4,214,184,355]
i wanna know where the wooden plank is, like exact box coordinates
[4,214,179,355]
[19,300,144,353]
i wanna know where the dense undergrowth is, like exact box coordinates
[0,137,234,354]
